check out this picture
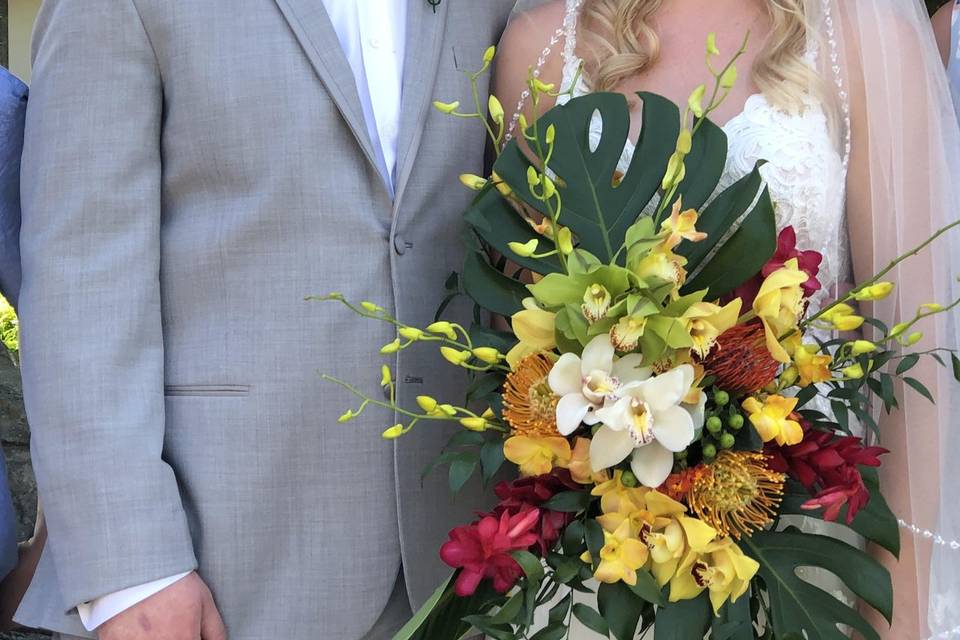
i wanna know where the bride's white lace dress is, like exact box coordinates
[527,1,859,636]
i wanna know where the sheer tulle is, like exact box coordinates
[501,0,960,636]
[830,1,960,635]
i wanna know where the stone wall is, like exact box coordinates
[0,356,48,639]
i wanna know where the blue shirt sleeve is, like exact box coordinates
[0,68,28,309]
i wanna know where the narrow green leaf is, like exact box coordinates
[598,582,643,640]
[952,353,960,382]
[584,520,606,572]
[653,591,712,640]
[530,623,569,640]
[627,569,664,605]
[480,440,506,486]
[904,376,935,403]
[548,592,572,624]
[448,453,478,493]
[541,491,592,513]
[572,603,611,636]
[896,353,920,375]
[512,550,546,583]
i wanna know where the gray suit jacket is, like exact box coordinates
[15,1,514,637]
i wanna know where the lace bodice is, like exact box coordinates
[551,0,850,309]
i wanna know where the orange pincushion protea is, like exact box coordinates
[699,320,780,394]
[680,451,786,539]
[503,354,560,437]
[662,465,712,503]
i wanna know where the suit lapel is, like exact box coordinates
[272,0,382,175]
[392,0,451,208]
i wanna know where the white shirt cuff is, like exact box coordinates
[77,571,192,631]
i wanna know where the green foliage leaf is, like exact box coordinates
[480,440,506,486]
[512,550,546,583]
[448,453,478,494]
[541,491,592,513]
[896,353,921,375]
[572,603,611,637]
[597,582,643,640]
[653,591,712,640]
[463,188,561,274]
[677,161,765,271]
[627,569,664,605]
[741,530,893,640]
[494,92,679,263]
[712,595,754,640]
[462,251,529,317]
[682,186,777,298]
[904,376,935,403]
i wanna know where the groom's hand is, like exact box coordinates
[96,572,226,640]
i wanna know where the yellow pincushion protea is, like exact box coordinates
[682,451,786,539]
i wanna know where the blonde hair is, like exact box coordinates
[579,0,814,112]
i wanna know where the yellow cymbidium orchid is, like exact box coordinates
[503,435,571,477]
[793,344,833,387]
[682,299,743,358]
[643,490,718,587]
[506,300,557,369]
[753,258,809,363]
[569,437,610,485]
[742,395,803,446]
[585,520,650,586]
[633,250,688,295]
[659,200,708,253]
[591,470,648,515]
[669,537,760,614]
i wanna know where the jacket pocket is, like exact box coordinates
[164,384,251,398]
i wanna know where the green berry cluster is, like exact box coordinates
[699,387,746,462]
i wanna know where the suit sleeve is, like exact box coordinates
[18,0,197,609]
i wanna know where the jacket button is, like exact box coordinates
[393,235,412,255]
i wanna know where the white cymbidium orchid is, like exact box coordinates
[590,364,701,488]
[548,335,651,436]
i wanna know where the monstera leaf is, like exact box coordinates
[460,90,777,314]
[741,529,893,640]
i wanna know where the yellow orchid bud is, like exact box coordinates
[557,226,574,255]
[890,322,910,338]
[325,292,344,300]
[399,326,425,341]
[541,175,557,199]
[482,408,496,420]
[380,365,392,387]
[417,395,439,413]
[380,338,402,354]
[488,95,504,125]
[472,347,502,364]
[842,363,865,380]
[719,65,738,89]
[677,128,693,154]
[518,114,529,133]
[382,424,405,440]
[441,346,471,366]
[819,303,855,323]
[483,46,496,65]
[706,33,720,56]
[460,417,488,432]
[533,79,556,94]
[509,239,540,258]
[662,151,686,191]
[338,410,356,423]
[459,173,488,191]
[850,340,877,355]
[426,321,458,340]
[688,84,707,118]
[439,404,458,417]
[432,100,460,114]
[361,301,384,313]
[780,365,799,387]
[526,166,541,189]
[922,303,945,313]
[853,282,895,301]
[545,124,556,145]
[832,315,865,331]
[905,331,924,346]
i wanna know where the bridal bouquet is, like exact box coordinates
[318,42,958,640]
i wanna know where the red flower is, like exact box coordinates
[766,420,887,524]
[493,471,580,555]
[439,509,541,596]
[730,227,823,306]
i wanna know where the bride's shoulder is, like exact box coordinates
[498,0,568,60]
[493,1,570,126]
